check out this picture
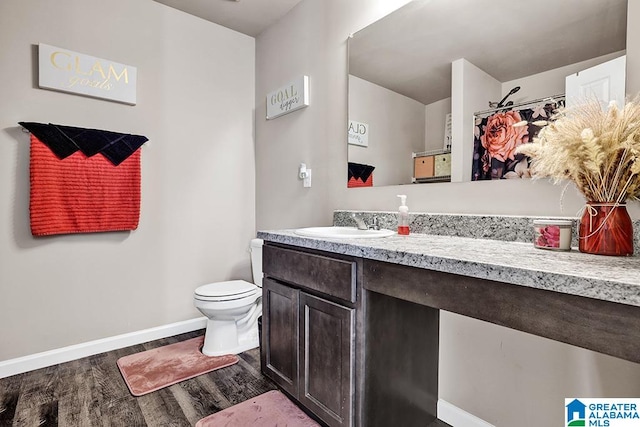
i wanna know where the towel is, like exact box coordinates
[19,122,148,165]
[28,133,142,236]
[348,162,375,181]
[18,122,79,159]
[348,175,373,188]
[348,162,375,187]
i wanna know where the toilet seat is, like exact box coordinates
[194,280,260,302]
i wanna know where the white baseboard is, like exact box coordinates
[438,399,495,427]
[0,317,207,379]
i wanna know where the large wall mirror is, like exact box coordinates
[347,0,627,188]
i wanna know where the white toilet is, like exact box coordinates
[194,238,263,356]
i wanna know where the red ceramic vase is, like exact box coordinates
[579,202,634,256]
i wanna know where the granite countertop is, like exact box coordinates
[257,229,640,308]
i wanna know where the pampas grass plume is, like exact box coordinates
[516,98,640,203]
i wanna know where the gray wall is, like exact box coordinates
[0,0,256,361]
[255,0,640,426]
[255,0,415,231]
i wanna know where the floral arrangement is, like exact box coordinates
[516,99,640,203]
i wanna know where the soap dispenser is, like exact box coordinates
[397,195,410,235]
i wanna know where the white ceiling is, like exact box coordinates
[349,0,627,105]
[153,0,627,106]
[153,0,303,37]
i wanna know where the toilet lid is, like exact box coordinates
[195,280,258,300]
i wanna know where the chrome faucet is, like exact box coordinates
[371,215,380,230]
[351,213,380,230]
[352,213,368,230]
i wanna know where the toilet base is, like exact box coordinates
[203,335,259,357]
[201,318,260,357]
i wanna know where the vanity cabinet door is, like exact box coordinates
[261,278,299,397]
[299,292,355,427]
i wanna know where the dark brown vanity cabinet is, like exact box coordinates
[261,243,359,427]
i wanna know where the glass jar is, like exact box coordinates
[579,202,634,256]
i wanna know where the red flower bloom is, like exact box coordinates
[481,111,529,162]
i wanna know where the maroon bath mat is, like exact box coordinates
[196,390,320,427]
[117,336,238,396]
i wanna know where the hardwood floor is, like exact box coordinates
[0,330,276,426]
[0,330,454,427]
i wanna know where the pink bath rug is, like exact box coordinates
[117,336,238,396]
[196,390,321,427]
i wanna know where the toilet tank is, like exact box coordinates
[250,238,263,287]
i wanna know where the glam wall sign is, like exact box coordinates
[38,43,137,105]
[266,75,309,120]
[348,120,369,147]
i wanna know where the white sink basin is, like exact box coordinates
[294,226,395,239]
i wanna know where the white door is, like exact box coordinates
[565,55,626,108]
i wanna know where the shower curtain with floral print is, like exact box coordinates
[472,102,561,180]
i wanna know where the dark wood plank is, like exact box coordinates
[12,364,59,426]
[136,386,191,427]
[364,258,640,363]
[38,400,58,427]
[209,357,273,407]
[170,374,228,424]
[56,357,102,426]
[0,374,21,425]
[90,348,147,427]
[237,348,262,372]
[230,350,277,398]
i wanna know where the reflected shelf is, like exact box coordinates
[412,175,451,184]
